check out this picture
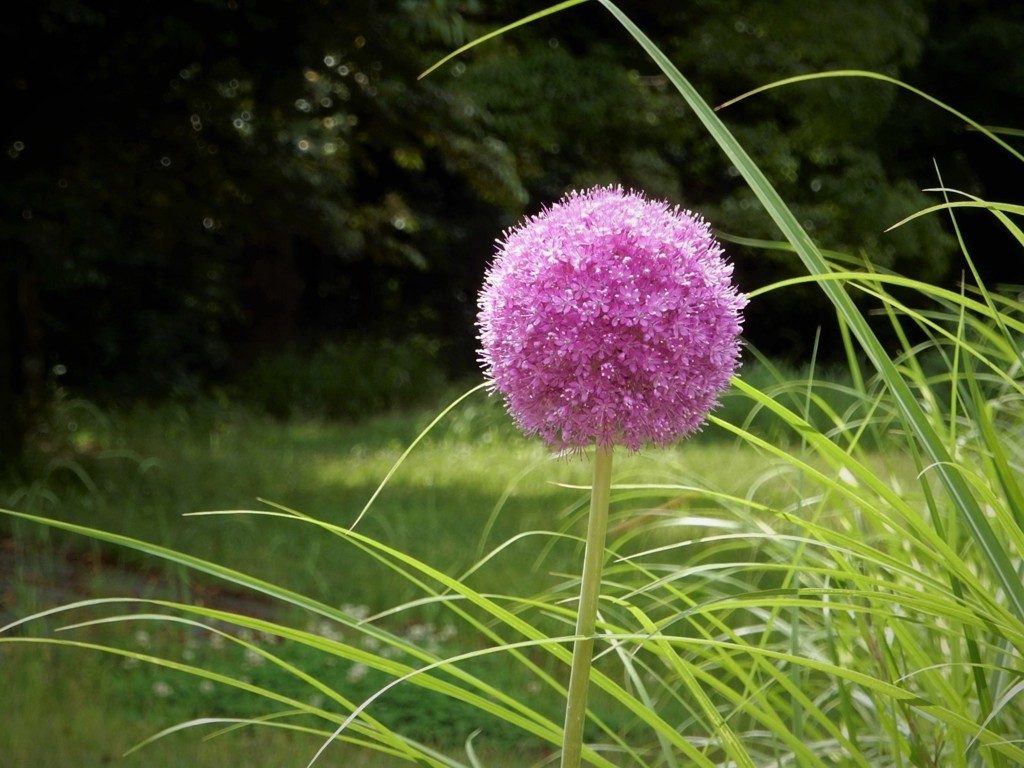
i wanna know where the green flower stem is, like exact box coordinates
[561,443,614,768]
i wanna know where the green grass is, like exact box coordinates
[4,381,803,609]
[6,292,1024,766]
[0,360,954,767]
[0,623,558,767]
[2,361,906,767]
[0,643,538,768]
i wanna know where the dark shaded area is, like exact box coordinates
[882,0,1024,285]
[3,1,1022,465]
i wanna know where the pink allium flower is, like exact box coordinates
[477,185,746,451]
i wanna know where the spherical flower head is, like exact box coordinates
[477,185,746,451]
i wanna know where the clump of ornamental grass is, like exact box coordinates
[4,2,1024,768]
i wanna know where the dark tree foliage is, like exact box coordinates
[2,0,520,424]
[881,0,1024,286]
[1,0,1020,463]
[454,0,961,358]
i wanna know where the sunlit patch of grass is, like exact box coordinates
[3,386,800,611]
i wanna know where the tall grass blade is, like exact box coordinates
[418,0,590,79]
[716,70,1024,164]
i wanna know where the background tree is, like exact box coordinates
[1,1,517,429]
[882,0,1024,287]
[2,0,1019,465]
[453,0,958,357]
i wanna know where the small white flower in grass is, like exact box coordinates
[340,603,371,621]
[312,620,345,642]
[347,663,369,683]
[152,681,174,698]
[406,623,430,642]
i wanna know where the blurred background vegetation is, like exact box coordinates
[3,0,1022,466]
